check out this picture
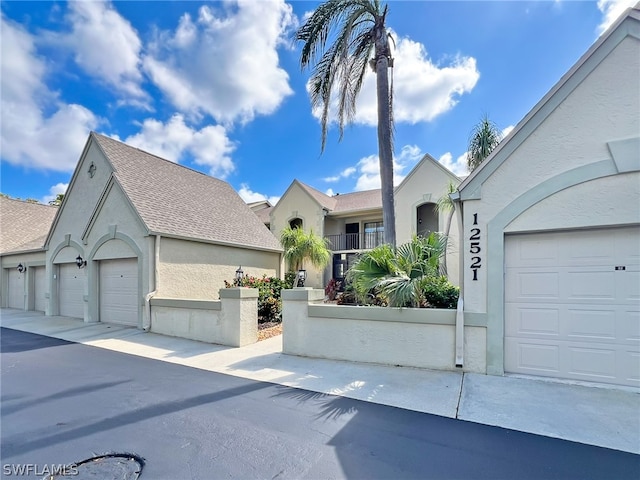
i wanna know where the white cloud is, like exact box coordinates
[310,34,479,127]
[143,0,295,124]
[597,0,636,35]
[42,182,69,205]
[354,144,424,191]
[438,152,469,177]
[237,184,280,205]
[325,188,335,196]
[54,0,146,100]
[502,125,515,138]
[0,15,98,172]
[323,166,356,182]
[123,114,236,178]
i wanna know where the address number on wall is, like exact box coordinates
[470,213,481,281]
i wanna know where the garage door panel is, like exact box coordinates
[8,270,24,309]
[100,259,138,326]
[59,264,84,318]
[566,309,616,340]
[505,226,640,387]
[34,266,46,312]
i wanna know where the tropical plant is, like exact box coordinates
[436,180,458,275]
[280,225,331,273]
[49,193,65,206]
[467,114,502,172]
[224,274,295,323]
[297,0,397,247]
[347,233,448,307]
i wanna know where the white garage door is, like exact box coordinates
[100,258,138,326]
[504,227,639,387]
[33,266,47,312]
[7,269,24,309]
[59,263,84,318]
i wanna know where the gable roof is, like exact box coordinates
[458,5,640,200]
[92,133,282,252]
[296,180,337,211]
[395,153,460,195]
[0,197,58,254]
[331,189,382,214]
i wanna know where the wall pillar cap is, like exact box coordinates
[219,287,259,299]
[282,288,325,302]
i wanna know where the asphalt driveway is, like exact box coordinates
[2,328,638,479]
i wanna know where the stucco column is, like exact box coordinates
[219,287,259,347]
[282,288,324,355]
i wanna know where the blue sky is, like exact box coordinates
[0,0,634,205]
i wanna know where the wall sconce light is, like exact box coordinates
[17,263,26,273]
[296,269,307,287]
[235,266,244,286]
[76,255,87,269]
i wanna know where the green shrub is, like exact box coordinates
[224,274,295,323]
[420,276,459,309]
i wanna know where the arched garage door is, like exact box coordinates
[504,226,639,387]
[7,269,24,309]
[99,258,138,326]
[59,263,84,318]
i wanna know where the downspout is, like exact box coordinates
[451,191,464,368]
[143,234,160,331]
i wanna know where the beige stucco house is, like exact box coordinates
[269,154,461,288]
[0,197,58,311]
[4,132,282,329]
[455,6,640,387]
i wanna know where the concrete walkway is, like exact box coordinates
[1,309,638,455]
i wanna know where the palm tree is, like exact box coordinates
[436,180,457,275]
[467,115,502,172]
[297,0,396,247]
[49,193,65,206]
[347,233,447,307]
[280,225,331,273]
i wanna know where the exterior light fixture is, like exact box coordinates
[76,255,87,269]
[17,263,26,273]
[235,266,244,286]
[296,269,307,287]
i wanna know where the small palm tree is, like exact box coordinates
[347,233,447,307]
[467,115,502,172]
[436,180,458,275]
[280,226,331,273]
[297,0,397,247]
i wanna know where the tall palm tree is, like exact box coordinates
[467,114,502,172]
[280,225,331,273]
[297,0,396,247]
[436,180,457,275]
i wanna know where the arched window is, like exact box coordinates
[289,218,303,229]
[416,202,438,237]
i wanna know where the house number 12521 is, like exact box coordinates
[470,213,481,280]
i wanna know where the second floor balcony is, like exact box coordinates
[325,232,385,252]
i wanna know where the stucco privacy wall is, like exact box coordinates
[270,182,326,288]
[282,289,487,372]
[158,237,280,299]
[150,288,259,347]
[459,23,640,375]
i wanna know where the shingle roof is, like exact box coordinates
[0,197,57,254]
[332,189,382,213]
[92,133,282,252]
[296,181,337,210]
[253,205,273,225]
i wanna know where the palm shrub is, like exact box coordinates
[347,233,457,308]
[280,225,331,273]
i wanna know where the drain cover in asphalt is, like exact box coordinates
[47,453,144,479]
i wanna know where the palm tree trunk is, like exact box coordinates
[442,210,454,275]
[374,21,396,248]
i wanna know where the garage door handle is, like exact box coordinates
[615,266,626,270]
